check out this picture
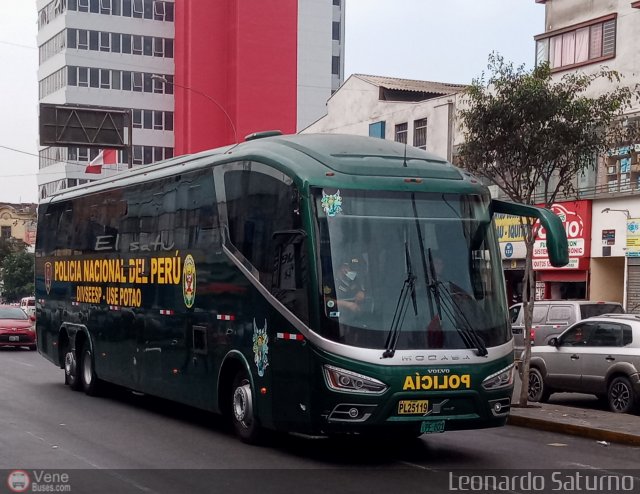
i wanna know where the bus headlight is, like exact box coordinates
[482,363,515,390]
[323,365,387,394]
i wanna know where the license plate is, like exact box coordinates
[420,420,445,434]
[8,336,19,342]
[397,400,428,415]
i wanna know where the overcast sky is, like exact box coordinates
[0,0,544,205]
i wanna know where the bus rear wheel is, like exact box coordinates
[230,370,261,443]
[64,345,81,391]
[80,346,101,396]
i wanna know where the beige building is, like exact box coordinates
[0,203,37,250]
[302,74,466,162]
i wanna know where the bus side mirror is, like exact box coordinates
[490,200,569,267]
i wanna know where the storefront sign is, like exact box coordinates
[627,219,640,257]
[532,258,580,270]
[602,229,615,246]
[533,201,591,270]
[494,214,524,242]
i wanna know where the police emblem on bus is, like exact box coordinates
[321,190,342,217]
[45,262,53,294]
[182,255,196,308]
[253,319,269,377]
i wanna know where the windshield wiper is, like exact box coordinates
[382,241,417,359]
[427,249,488,357]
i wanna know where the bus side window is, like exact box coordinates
[56,203,74,254]
[224,165,309,323]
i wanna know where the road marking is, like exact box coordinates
[397,461,439,471]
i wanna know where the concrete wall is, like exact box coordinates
[590,256,625,302]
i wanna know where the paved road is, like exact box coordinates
[2,348,640,493]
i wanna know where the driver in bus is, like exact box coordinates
[334,256,367,314]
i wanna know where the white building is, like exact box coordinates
[37,0,176,199]
[303,74,466,162]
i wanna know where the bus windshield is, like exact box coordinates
[313,188,510,351]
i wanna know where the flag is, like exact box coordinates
[85,149,117,174]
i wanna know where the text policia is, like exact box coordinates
[53,254,183,308]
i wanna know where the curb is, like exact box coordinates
[507,414,640,447]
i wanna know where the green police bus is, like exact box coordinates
[35,133,568,442]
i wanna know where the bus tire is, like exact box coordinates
[230,370,261,444]
[64,344,81,391]
[80,345,101,396]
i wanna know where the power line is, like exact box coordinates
[0,144,113,177]
[0,40,37,50]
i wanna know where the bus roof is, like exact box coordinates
[43,133,485,204]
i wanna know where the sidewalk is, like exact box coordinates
[508,378,640,446]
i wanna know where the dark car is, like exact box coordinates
[527,314,640,414]
[0,305,36,350]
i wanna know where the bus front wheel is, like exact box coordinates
[231,371,261,443]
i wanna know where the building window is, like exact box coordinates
[333,0,340,5]
[132,35,143,55]
[332,21,340,41]
[369,121,386,139]
[413,118,427,149]
[78,30,88,50]
[143,110,153,129]
[331,56,340,76]
[99,32,110,51]
[535,14,616,71]
[1,226,12,239]
[78,67,89,87]
[154,0,166,20]
[133,0,143,18]
[132,72,143,92]
[132,109,142,128]
[89,30,99,50]
[395,123,408,144]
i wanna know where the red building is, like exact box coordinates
[175,0,344,154]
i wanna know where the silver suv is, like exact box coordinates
[527,314,640,413]
[510,300,624,354]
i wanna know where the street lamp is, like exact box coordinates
[601,208,631,219]
[150,75,238,144]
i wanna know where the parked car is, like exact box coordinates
[0,305,36,350]
[510,300,624,355]
[20,296,35,317]
[527,314,640,413]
